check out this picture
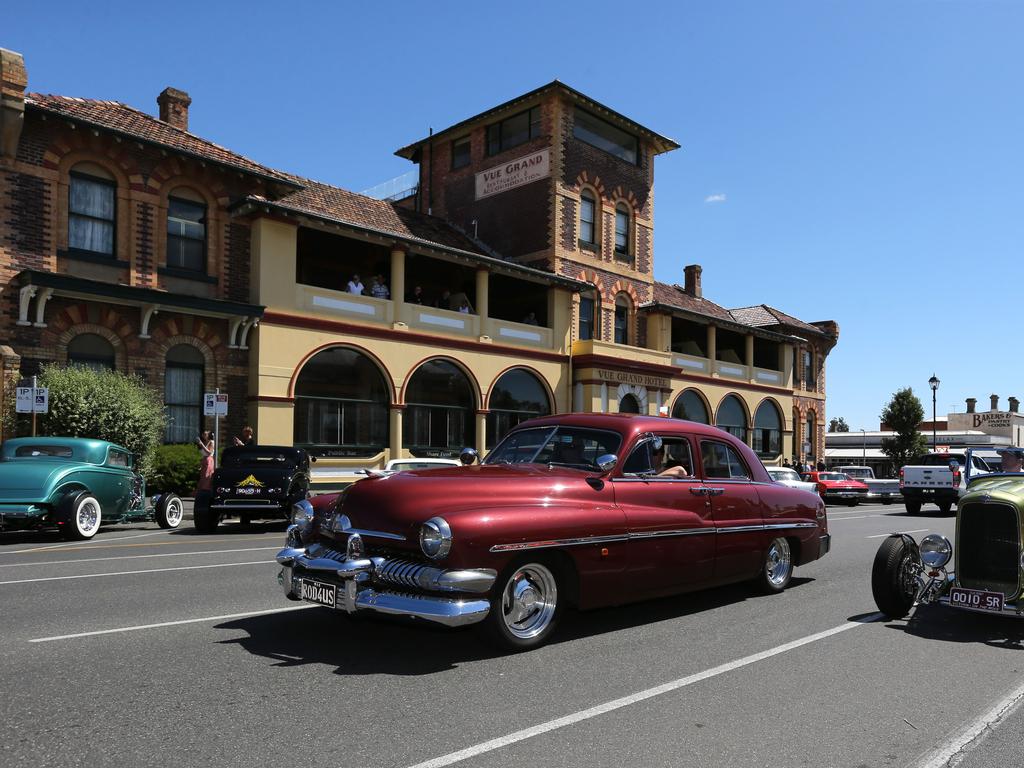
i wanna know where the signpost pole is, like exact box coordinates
[214,387,220,468]
[31,375,37,437]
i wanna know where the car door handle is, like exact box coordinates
[705,487,725,496]
[689,487,709,496]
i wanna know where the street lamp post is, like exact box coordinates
[860,428,866,466]
[928,374,940,452]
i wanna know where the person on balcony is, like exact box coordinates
[347,274,364,295]
[408,285,425,304]
[370,275,390,299]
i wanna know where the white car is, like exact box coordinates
[766,466,818,494]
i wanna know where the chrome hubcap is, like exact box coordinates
[766,538,792,587]
[166,499,183,526]
[501,564,557,640]
[77,499,100,535]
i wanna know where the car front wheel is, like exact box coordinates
[155,494,183,529]
[756,537,793,593]
[871,535,920,619]
[62,493,102,540]
[481,560,562,651]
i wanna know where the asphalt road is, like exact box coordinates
[1,501,1022,768]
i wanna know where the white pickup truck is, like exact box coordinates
[835,466,901,505]
[898,452,993,515]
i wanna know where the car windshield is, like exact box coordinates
[390,461,453,471]
[770,468,802,482]
[221,450,295,468]
[842,468,870,478]
[12,444,74,458]
[484,426,622,470]
[819,472,848,481]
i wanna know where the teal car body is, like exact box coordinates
[0,437,182,539]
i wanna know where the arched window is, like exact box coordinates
[804,411,816,461]
[67,333,115,372]
[619,393,640,413]
[404,360,475,457]
[294,347,390,457]
[164,344,204,444]
[672,389,709,424]
[69,163,116,256]
[716,395,748,443]
[614,294,631,345]
[614,203,631,261]
[803,349,815,390]
[167,187,207,273]
[486,369,551,448]
[578,294,596,341]
[579,190,597,246]
[753,400,782,458]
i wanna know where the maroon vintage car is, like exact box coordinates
[277,414,830,650]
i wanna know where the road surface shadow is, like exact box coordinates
[215,576,814,674]
[882,604,1024,650]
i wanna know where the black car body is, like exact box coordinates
[194,446,312,532]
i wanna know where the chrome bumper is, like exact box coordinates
[916,571,1024,617]
[275,545,495,628]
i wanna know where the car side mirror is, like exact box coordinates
[596,454,618,473]
[460,447,479,466]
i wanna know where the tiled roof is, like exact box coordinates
[647,281,735,322]
[249,178,488,254]
[730,304,828,336]
[26,94,298,185]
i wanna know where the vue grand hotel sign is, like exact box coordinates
[475,148,551,200]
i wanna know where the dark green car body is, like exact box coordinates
[0,437,182,539]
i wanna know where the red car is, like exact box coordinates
[277,414,831,650]
[801,471,869,506]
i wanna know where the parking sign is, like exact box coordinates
[204,393,217,416]
[16,386,48,413]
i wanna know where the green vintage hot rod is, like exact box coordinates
[872,447,1024,619]
[0,437,183,540]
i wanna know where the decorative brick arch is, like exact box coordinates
[574,268,605,296]
[149,317,224,358]
[608,279,639,307]
[610,186,640,212]
[55,323,129,371]
[574,171,607,199]
[45,137,134,185]
[148,158,231,207]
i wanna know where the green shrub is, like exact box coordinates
[37,364,165,479]
[149,443,202,496]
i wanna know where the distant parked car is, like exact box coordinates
[194,446,313,533]
[0,437,182,539]
[766,466,818,494]
[801,470,869,506]
[835,465,901,505]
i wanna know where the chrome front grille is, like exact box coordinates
[374,557,434,589]
[957,501,1021,597]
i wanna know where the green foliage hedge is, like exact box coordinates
[37,364,165,479]
[149,443,202,496]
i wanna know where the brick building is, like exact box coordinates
[0,48,838,479]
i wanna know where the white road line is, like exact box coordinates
[29,604,317,643]
[866,529,927,539]
[4,530,172,554]
[0,559,272,585]
[0,546,280,568]
[405,614,885,768]
[911,676,1024,768]
[828,515,885,521]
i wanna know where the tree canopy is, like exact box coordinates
[880,387,927,467]
[828,416,850,432]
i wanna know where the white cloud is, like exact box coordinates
[704,193,727,204]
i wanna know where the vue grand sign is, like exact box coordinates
[475,149,550,200]
[595,368,671,390]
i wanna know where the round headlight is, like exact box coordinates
[419,516,452,560]
[291,499,314,526]
[920,534,952,569]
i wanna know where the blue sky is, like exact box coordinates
[8,1,1023,431]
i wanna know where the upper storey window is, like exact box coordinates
[573,108,638,165]
[614,204,631,260]
[579,190,597,245]
[486,107,541,156]
[167,193,207,272]
[451,135,471,169]
[68,170,116,256]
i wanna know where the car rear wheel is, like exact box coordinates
[62,493,102,540]
[904,500,922,515]
[193,492,218,534]
[155,494,183,529]
[480,560,562,651]
[937,501,953,515]
[756,537,793,593]
[871,535,920,619]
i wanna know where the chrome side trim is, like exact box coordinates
[325,513,406,541]
[488,521,822,552]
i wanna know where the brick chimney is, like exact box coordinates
[1010,397,1019,414]
[157,87,191,131]
[0,48,27,160]
[990,394,999,411]
[966,397,976,414]
[683,264,702,298]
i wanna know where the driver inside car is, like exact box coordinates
[653,444,689,478]
[998,447,1024,472]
